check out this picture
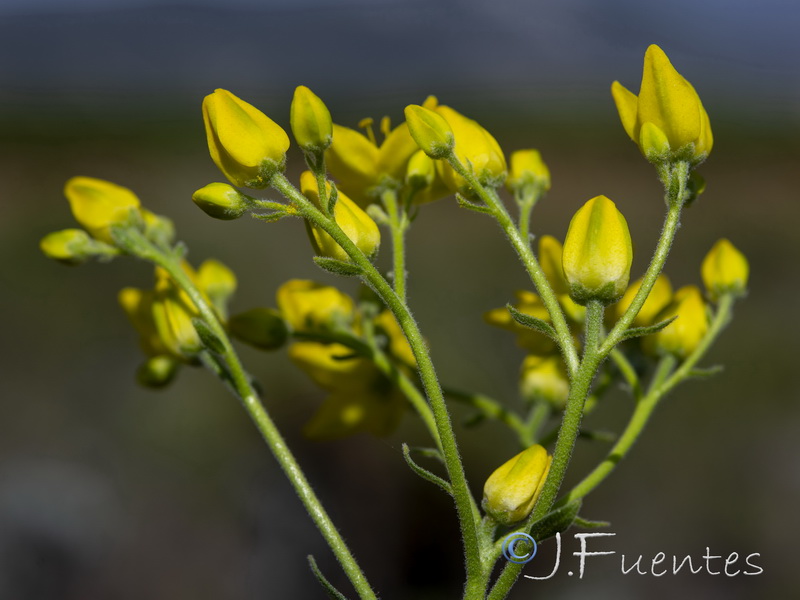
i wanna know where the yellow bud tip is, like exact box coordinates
[507,149,551,192]
[192,182,250,220]
[404,104,454,159]
[40,229,94,265]
[290,85,333,152]
[701,238,749,301]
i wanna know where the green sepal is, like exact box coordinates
[620,315,678,341]
[327,182,339,214]
[307,555,351,600]
[686,365,724,379]
[456,193,493,214]
[253,210,293,223]
[191,318,225,354]
[507,305,557,340]
[402,443,453,497]
[313,256,364,277]
[529,499,582,542]
[573,516,611,529]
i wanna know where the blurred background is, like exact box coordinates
[1,0,798,598]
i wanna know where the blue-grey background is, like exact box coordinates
[1,1,798,598]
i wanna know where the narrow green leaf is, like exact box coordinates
[573,516,611,529]
[456,193,493,214]
[507,305,557,340]
[529,499,582,542]
[327,182,339,214]
[253,211,292,223]
[402,443,453,496]
[307,555,351,600]
[620,315,678,341]
[686,365,724,379]
[313,256,364,277]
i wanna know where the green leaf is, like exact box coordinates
[620,315,678,341]
[686,365,724,379]
[456,193,493,214]
[327,182,339,214]
[313,256,364,277]
[307,555,351,600]
[253,210,292,223]
[573,516,611,529]
[529,499,582,542]
[402,443,453,496]
[507,305,557,340]
[191,318,225,354]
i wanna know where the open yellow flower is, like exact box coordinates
[276,279,354,333]
[64,176,141,244]
[611,45,712,163]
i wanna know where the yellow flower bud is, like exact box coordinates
[202,88,290,188]
[405,150,436,189]
[404,104,455,159]
[229,308,288,351]
[64,176,141,244]
[615,274,673,326]
[562,196,633,305]
[646,285,709,359]
[197,259,237,315]
[192,182,251,220]
[324,123,380,206]
[118,287,169,358]
[290,85,333,153]
[520,355,569,409]
[434,105,507,192]
[299,171,380,261]
[482,444,552,526]
[507,149,551,193]
[151,269,202,359]
[276,279,354,332]
[701,239,749,301]
[612,45,712,163]
[40,229,99,265]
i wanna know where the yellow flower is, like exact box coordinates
[562,196,633,305]
[64,176,141,244]
[611,45,712,163]
[701,239,749,301]
[537,236,586,323]
[118,287,170,358]
[646,285,709,358]
[520,355,569,409]
[290,85,333,153]
[276,279,354,332]
[289,342,404,439]
[325,118,419,206]
[299,170,380,261]
[507,149,550,193]
[615,274,673,326]
[432,102,507,192]
[151,267,203,359]
[202,88,290,188]
[482,444,552,526]
[40,229,100,265]
[405,150,451,205]
[192,182,251,220]
[197,259,237,316]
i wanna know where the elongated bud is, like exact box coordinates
[229,308,288,350]
[404,104,454,159]
[520,355,569,409]
[612,45,712,164]
[483,444,552,526]
[276,279,354,332]
[562,196,633,305]
[701,239,749,301]
[615,274,673,326]
[202,89,290,188]
[646,285,708,358]
[299,171,380,261]
[290,85,333,153]
[507,149,551,193]
[192,182,252,220]
[40,229,116,265]
[64,176,141,244]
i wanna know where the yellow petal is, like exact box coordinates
[610,81,638,141]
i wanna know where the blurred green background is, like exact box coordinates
[1,1,798,598]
